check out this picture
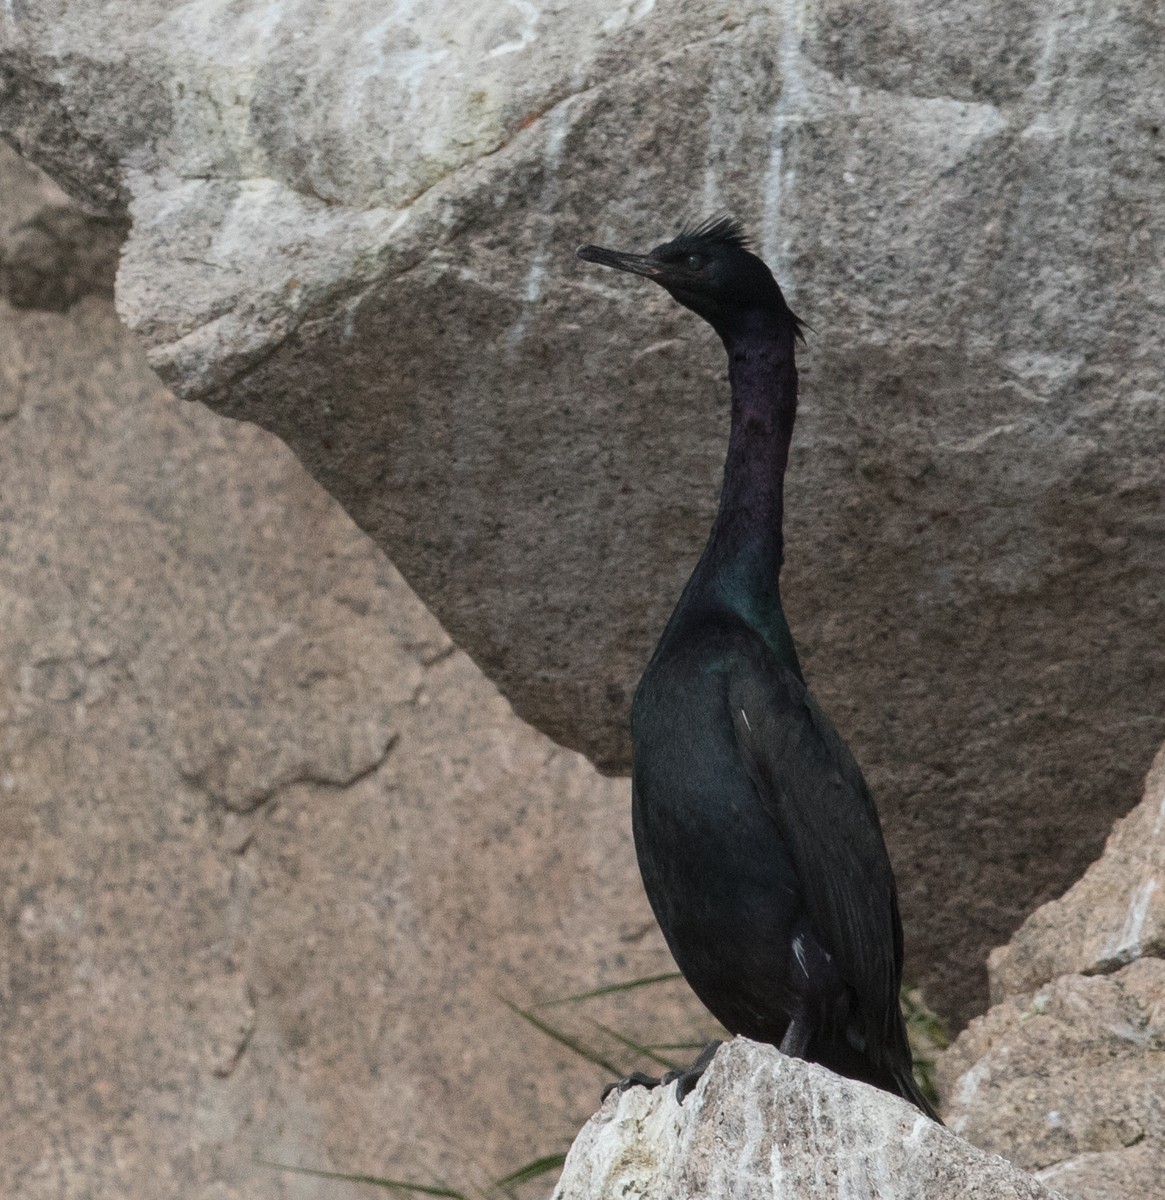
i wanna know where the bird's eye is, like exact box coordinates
[686,253,705,270]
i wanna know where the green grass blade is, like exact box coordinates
[256,1158,467,1198]
[499,997,624,1076]
[533,973,682,1008]
[489,1153,568,1191]
[900,986,950,1110]
[587,1019,681,1072]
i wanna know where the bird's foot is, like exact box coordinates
[600,1071,663,1102]
[660,1039,723,1103]
[601,1041,724,1105]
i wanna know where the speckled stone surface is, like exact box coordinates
[0,289,714,1199]
[988,745,1165,1002]
[5,0,1165,1027]
[554,1039,1062,1200]
[937,747,1165,1200]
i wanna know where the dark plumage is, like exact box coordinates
[577,219,938,1120]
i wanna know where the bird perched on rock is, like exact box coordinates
[577,217,938,1120]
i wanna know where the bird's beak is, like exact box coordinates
[576,244,661,279]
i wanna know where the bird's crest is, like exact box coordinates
[670,214,750,254]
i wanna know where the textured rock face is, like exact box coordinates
[942,961,1165,1200]
[0,194,720,1195]
[0,143,121,309]
[938,747,1165,1200]
[988,745,1165,1002]
[4,2,1165,1023]
[553,1039,1061,1200]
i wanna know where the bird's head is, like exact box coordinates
[577,216,802,346]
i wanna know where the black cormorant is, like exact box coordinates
[577,217,938,1120]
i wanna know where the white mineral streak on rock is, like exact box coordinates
[950,1057,991,1134]
[600,0,655,36]
[761,0,808,275]
[1103,876,1159,964]
[488,0,539,57]
[509,95,572,343]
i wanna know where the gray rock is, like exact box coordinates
[0,142,120,309]
[5,0,1165,1023]
[1033,1145,1165,1200]
[553,1039,1062,1200]
[988,744,1165,1003]
[937,744,1165,1200]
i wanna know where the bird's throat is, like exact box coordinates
[711,336,798,580]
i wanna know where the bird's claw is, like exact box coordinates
[602,1041,723,1105]
[665,1039,723,1102]
[658,1066,702,1102]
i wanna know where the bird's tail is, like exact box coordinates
[807,1027,944,1123]
[893,1064,943,1125]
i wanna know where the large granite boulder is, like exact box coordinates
[553,1039,1061,1200]
[939,746,1165,1199]
[4,1,1165,1022]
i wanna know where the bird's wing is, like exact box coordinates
[727,650,905,1059]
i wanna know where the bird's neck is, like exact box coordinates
[684,327,801,668]
[716,331,797,562]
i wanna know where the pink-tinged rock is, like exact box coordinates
[938,959,1165,1200]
